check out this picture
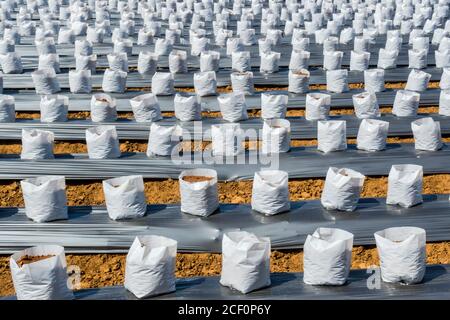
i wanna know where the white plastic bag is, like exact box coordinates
[21,176,68,222]
[385,36,402,52]
[232,51,251,72]
[440,68,450,89]
[288,69,310,94]
[240,28,256,45]
[58,27,75,44]
[353,36,370,52]
[191,35,209,56]
[90,93,117,122]
[40,94,68,122]
[352,91,380,119]
[32,68,60,94]
[0,52,23,74]
[303,228,353,285]
[211,123,244,156]
[103,175,147,220]
[220,231,271,294]
[408,49,428,69]
[405,69,431,92]
[305,93,331,121]
[364,69,385,92]
[168,50,188,74]
[356,119,389,151]
[200,51,220,72]
[350,51,370,71]
[439,90,450,116]
[261,93,288,119]
[174,94,201,121]
[151,72,175,95]
[218,93,248,122]
[107,52,128,72]
[261,119,291,154]
[10,245,73,300]
[179,168,219,217]
[138,51,157,76]
[386,164,423,208]
[317,120,347,153]
[435,50,450,68]
[194,71,217,97]
[375,227,426,284]
[137,28,154,46]
[326,69,349,93]
[130,93,162,122]
[323,37,338,53]
[21,129,54,160]
[102,68,127,93]
[114,38,133,55]
[38,54,60,73]
[412,36,429,52]
[292,37,310,51]
[392,90,420,117]
[86,27,104,44]
[321,167,366,211]
[323,50,343,70]
[226,37,243,56]
[124,236,177,298]
[35,37,56,55]
[74,39,93,56]
[0,94,14,122]
[260,51,280,73]
[258,38,273,55]
[147,122,182,157]
[231,71,254,95]
[289,50,310,71]
[69,70,92,94]
[377,48,398,69]
[251,170,290,215]
[411,117,442,151]
[75,54,97,74]
[155,38,173,56]
[86,125,121,159]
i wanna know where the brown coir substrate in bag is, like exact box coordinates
[182,176,214,183]
[16,255,55,267]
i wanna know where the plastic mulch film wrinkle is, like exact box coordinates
[0,195,450,253]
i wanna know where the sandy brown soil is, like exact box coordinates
[0,174,449,207]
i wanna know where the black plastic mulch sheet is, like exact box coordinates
[3,265,450,300]
[0,195,449,253]
[6,89,444,112]
[0,144,449,180]
[0,113,449,140]
[0,67,444,89]
[4,89,440,112]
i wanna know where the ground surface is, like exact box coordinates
[0,81,448,296]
